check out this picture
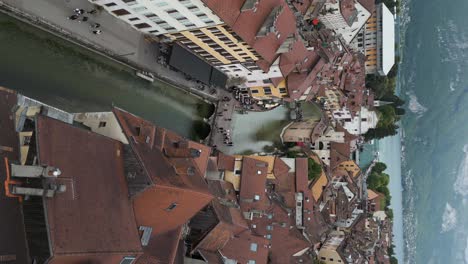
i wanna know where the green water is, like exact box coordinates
[0,13,211,138]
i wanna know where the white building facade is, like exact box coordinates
[318,0,371,44]
[311,127,345,166]
[332,106,378,135]
[217,58,283,88]
[91,0,223,35]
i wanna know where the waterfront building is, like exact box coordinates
[317,0,371,44]
[4,89,215,263]
[350,3,396,75]
[92,0,326,101]
[281,118,327,144]
[332,106,379,135]
[90,0,223,35]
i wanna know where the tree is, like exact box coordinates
[373,162,387,173]
[390,256,398,264]
[308,158,322,181]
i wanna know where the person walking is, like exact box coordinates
[92,30,102,35]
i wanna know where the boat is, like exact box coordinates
[136,71,155,82]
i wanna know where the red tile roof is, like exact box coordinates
[201,0,245,26]
[357,0,375,12]
[340,0,358,26]
[220,230,269,264]
[0,87,29,264]
[287,58,326,100]
[113,108,213,235]
[113,108,211,196]
[217,152,236,171]
[205,0,299,65]
[239,157,269,211]
[135,227,183,264]
[36,115,143,256]
[273,157,290,176]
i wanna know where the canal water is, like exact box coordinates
[0,13,211,138]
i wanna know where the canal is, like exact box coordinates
[0,13,212,138]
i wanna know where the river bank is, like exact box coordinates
[0,12,213,138]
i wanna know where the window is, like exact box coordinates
[279,88,287,94]
[104,2,117,7]
[129,17,139,21]
[98,121,107,128]
[112,9,131,16]
[263,87,272,95]
[254,195,260,201]
[134,23,151,29]
[22,136,32,145]
[120,257,136,264]
[250,243,258,252]
[165,202,178,211]
[251,89,259,94]
[248,261,256,264]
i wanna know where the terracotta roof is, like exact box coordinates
[135,227,183,264]
[220,230,269,264]
[357,0,375,12]
[0,87,29,264]
[233,0,298,64]
[279,39,320,77]
[217,152,235,171]
[367,189,380,201]
[311,172,328,202]
[329,143,351,170]
[293,0,312,15]
[133,185,212,236]
[208,180,249,232]
[340,0,358,26]
[295,158,309,192]
[273,157,290,176]
[113,108,211,196]
[239,157,269,211]
[287,58,326,100]
[113,108,213,235]
[36,115,142,256]
[201,0,245,26]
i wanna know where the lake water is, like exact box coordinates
[400,0,468,262]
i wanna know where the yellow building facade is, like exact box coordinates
[167,25,259,66]
[249,79,288,100]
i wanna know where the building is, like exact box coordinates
[332,106,378,135]
[351,3,395,75]
[310,126,345,166]
[281,118,326,144]
[318,231,346,263]
[4,92,215,263]
[317,0,371,44]
[90,0,223,35]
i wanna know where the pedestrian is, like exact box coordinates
[91,23,101,28]
[80,16,89,22]
[87,9,97,14]
[68,14,79,20]
[92,30,102,35]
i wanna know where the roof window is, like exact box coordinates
[250,243,258,252]
[165,202,178,211]
[120,257,136,264]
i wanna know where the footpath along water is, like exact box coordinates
[0,13,212,138]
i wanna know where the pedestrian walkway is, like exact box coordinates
[0,0,220,101]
